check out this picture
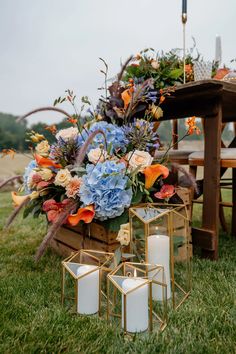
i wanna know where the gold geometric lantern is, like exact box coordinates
[107,262,167,334]
[61,249,115,316]
[129,203,191,309]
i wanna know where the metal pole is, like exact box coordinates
[182,13,187,84]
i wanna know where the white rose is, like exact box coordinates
[87,148,108,164]
[54,168,72,187]
[38,168,53,181]
[116,223,130,246]
[127,150,153,172]
[56,127,79,141]
[35,140,50,157]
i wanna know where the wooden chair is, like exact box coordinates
[189,148,236,236]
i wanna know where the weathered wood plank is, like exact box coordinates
[201,104,222,259]
[191,228,215,250]
[161,80,236,122]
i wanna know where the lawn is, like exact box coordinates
[0,191,236,354]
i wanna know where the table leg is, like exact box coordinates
[201,104,222,260]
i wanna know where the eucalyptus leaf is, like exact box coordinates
[169,68,183,79]
[102,211,129,232]
[131,189,143,204]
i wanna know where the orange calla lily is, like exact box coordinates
[121,87,134,110]
[11,191,29,207]
[35,154,61,169]
[143,164,169,189]
[67,205,95,226]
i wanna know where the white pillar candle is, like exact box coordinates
[215,35,222,65]
[147,235,171,301]
[122,277,149,333]
[76,264,99,315]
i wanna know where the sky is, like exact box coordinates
[0,0,236,124]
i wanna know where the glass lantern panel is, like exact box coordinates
[135,206,168,222]
[65,262,80,277]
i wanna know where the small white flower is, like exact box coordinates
[127,150,153,172]
[87,148,108,164]
[56,127,79,141]
[54,169,72,187]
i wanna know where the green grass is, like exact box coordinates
[0,192,236,354]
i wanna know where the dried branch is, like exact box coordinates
[34,200,76,262]
[171,162,198,193]
[5,196,30,229]
[16,107,74,123]
[75,129,107,166]
[117,55,133,83]
[0,175,22,190]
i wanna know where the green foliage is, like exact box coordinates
[0,191,236,353]
[0,112,72,151]
[102,210,129,232]
[123,48,199,90]
[0,113,28,151]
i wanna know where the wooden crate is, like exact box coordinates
[50,224,119,258]
[50,187,192,259]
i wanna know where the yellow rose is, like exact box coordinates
[127,150,153,172]
[30,191,40,200]
[150,104,163,120]
[54,169,71,187]
[38,168,53,181]
[35,140,50,157]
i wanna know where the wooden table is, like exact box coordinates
[161,80,236,260]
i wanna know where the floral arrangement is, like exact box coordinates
[3,53,200,261]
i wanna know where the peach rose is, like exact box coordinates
[87,148,108,164]
[54,168,71,187]
[127,150,153,172]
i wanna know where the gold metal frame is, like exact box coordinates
[107,262,168,334]
[61,249,115,316]
[129,203,191,310]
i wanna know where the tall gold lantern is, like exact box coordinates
[129,203,191,309]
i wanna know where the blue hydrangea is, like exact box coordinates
[23,160,37,193]
[77,121,128,154]
[79,161,132,220]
